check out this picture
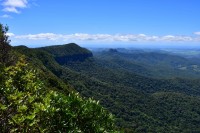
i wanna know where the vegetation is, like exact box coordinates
[64,58,200,132]
[0,24,118,133]
[14,42,200,132]
[94,49,200,79]
[16,44,200,132]
[0,24,12,65]
[3,23,200,132]
[40,43,92,57]
[40,43,93,65]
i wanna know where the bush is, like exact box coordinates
[0,57,118,132]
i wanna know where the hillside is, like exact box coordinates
[39,43,93,65]
[93,49,200,79]
[1,22,118,132]
[14,43,200,132]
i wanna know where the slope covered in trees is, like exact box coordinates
[93,49,200,79]
[0,24,118,133]
[13,42,200,132]
[39,43,93,65]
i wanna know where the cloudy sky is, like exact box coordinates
[1,0,200,48]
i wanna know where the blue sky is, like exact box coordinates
[1,0,200,48]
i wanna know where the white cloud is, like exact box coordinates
[194,32,200,35]
[15,33,62,40]
[3,0,27,8]
[6,32,15,37]
[8,33,200,45]
[0,14,12,18]
[2,0,28,13]
[161,35,193,42]
[3,7,20,13]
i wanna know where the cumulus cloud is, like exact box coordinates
[6,32,15,37]
[2,0,28,13]
[161,35,193,42]
[15,33,62,40]
[9,33,200,44]
[3,7,20,13]
[0,14,12,18]
[194,32,200,36]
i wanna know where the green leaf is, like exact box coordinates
[0,104,7,110]
[27,113,36,120]
[18,105,28,112]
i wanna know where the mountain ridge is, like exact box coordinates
[38,43,93,65]
[14,43,200,132]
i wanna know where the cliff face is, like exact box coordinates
[55,53,93,65]
[39,43,93,65]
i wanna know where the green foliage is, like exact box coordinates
[94,49,200,79]
[0,57,118,132]
[39,43,93,65]
[64,56,200,132]
[42,92,116,132]
[14,45,74,93]
[0,57,47,132]
[14,43,200,132]
[0,23,12,65]
[40,43,92,57]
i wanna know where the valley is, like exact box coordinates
[14,43,200,132]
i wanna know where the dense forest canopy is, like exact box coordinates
[1,23,200,132]
[0,23,118,133]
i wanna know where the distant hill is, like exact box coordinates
[14,43,200,132]
[39,43,93,65]
[93,48,200,79]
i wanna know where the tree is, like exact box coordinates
[0,57,47,132]
[0,24,118,132]
[0,57,118,132]
[0,23,12,65]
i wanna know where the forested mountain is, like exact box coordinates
[93,48,200,79]
[0,24,118,133]
[12,43,200,132]
[39,43,93,65]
